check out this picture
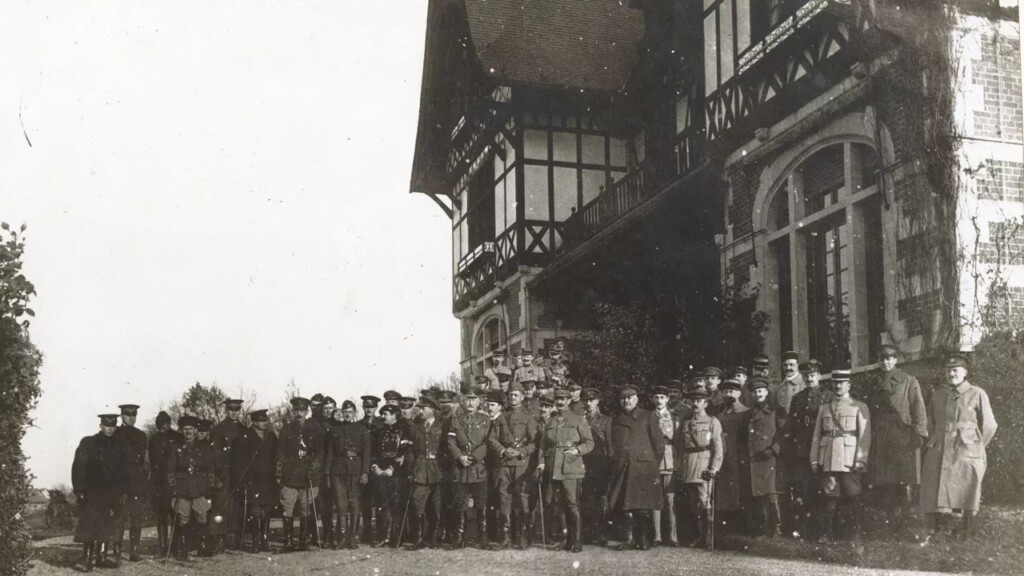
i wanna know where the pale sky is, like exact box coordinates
[0,1,458,488]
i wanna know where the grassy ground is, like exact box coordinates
[26,506,1024,575]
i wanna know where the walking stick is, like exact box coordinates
[396,484,413,547]
[707,476,716,551]
[241,488,249,547]
[537,479,546,548]
[166,497,179,560]
[308,479,323,550]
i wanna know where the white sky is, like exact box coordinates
[0,1,457,488]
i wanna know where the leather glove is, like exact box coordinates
[911,435,925,449]
[459,456,472,468]
[359,473,369,486]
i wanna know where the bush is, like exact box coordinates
[971,332,1024,506]
[0,224,43,576]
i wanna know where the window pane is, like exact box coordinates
[525,165,549,220]
[720,0,734,82]
[676,97,690,135]
[460,219,468,260]
[553,167,578,221]
[704,12,718,96]
[581,135,605,165]
[524,129,548,160]
[553,132,577,163]
[494,177,506,236]
[581,169,606,206]
[610,137,627,167]
[505,169,518,230]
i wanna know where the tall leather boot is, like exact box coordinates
[477,510,491,550]
[447,512,466,550]
[767,498,783,538]
[280,516,295,553]
[562,512,574,551]
[636,511,652,550]
[79,543,94,573]
[156,521,168,556]
[323,513,334,550]
[128,524,142,561]
[514,512,527,550]
[249,518,260,553]
[571,509,583,553]
[410,514,426,550]
[848,496,865,541]
[428,510,441,549]
[297,517,310,551]
[817,499,837,543]
[373,508,393,548]
[496,512,511,549]
[175,526,190,560]
[387,510,402,549]
[550,511,566,550]
[614,512,635,550]
[346,513,358,549]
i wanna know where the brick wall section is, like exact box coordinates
[979,220,1024,265]
[976,160,1024,203]
[897,289,941,337]
[970,26,1023,142]
[729,249,756,287]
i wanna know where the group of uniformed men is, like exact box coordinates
[70,341,997,571]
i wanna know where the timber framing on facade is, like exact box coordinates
[409,0,1023,380]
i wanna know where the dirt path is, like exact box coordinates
[29,531,952,576]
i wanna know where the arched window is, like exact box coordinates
[763,142,885,370]
[473,316,507,375]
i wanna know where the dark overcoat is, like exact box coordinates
[114,425,149,496]
[231,427,278,507]
[607,408,665,511]
[72,433,127,543]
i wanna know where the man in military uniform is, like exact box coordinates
[167,415,214,560]
[511,348,525,373]
[488,382,538,549]
[446,389,492,549]
[73,414,127,572]
[567,382,585,415]
[535,388,593,553]
[209,398,247,552]
[703,367,727,416]
[582,388,611,546]
[399,396,419,422]
[811,369,871,541]
[865,344,928,538]
[543,340,570,388]
[371,404,411,547]
[196,419,212,443]
[276,397,326,552]
[484,347,513,391]
[325,400,370,549]
[148,411,181,555]
[652,384,679,547]
[511,349,546,389]
[232,409,278,552]
[786,360,829,539]
[674,388,723,548]
[434,389,458,546]
[746,377,786,538]
[358,395,381,543]
[715,378,751,536]
[113,404,148,562]
[314,396,338,547]
[921,354,998,542]
[383,390,402,407]
[608,386,665,550]
[408,397,446,549]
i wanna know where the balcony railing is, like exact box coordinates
[562,163,652,252]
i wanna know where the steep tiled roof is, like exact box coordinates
[465,0,645,92]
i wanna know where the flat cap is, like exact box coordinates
[781,350,800,362]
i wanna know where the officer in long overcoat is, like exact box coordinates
[113,404,148,562]
[73,414,128,572]
[746,377,786,538]
[232,409,278,552]
[920,354,997,541]
[715,378,751,534]
[786,360,829,539]
[864,344,928,535]
[608,386,665,550]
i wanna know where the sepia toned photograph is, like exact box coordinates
[1,1,1022,575]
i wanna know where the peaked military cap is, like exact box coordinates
[879,344,899,359]
[399,396,416,409]
[553,388,572,400]
[582,388,601,401]
[731,366,749,376]
[653,385,672,397]
[417,397,438,410]
[361,395,381,407]
[539,396,556,407]
[437,390,456,402]
[944,353,970,369]
[99,414,119,426]
[118,404,139,416]
[290,397,311,411]
[223,398,244,409]
[619,386,639,398]
[379,404,400,416]
[720,378,742,391]
[197,419,213,432]
[831,368,852,382]
[799,360,822,374]
[322,396,337,406]
[249,409,270,422]
[752,354,770,368]
[748,377,770,390]
[341,400,357,411]
[383,390,401,401]
[178,415,199,428]
[310,393,325,406]
[703,366,722,378]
